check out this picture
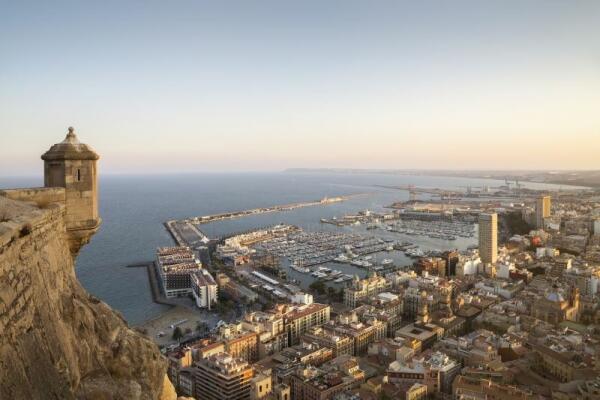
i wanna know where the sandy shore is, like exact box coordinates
[137,305,221,347]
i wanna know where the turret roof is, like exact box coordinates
[41,127,99,161]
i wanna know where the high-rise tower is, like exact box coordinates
[41,127,101,254]
[478,213,498,265]
[535,195,551,229]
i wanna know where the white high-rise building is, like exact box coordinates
[191,269,218,310]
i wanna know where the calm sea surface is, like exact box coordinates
[0,172,573,324]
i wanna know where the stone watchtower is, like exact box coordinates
[41,127,101,254]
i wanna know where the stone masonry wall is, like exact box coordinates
[0,187,66,207]
[0,195,178,399]
[62,159,99,229]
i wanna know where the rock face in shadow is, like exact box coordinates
[0,196,174,400]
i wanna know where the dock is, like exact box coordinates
[126,261,181,307]
[375,184,463,200]
[164,194,366,248]
[186,194,362,225]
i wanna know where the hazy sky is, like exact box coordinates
[1,1,599,175]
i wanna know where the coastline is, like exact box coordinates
[285,169,598,189]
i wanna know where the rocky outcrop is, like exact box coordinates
[0,195,176,399]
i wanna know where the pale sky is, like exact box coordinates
[1,0,599,175]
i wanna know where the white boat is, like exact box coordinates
[334,254,350,263]
[381,259,393,266]
[291,264,310,273]
[405,248,424,257]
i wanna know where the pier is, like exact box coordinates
[375,184,463,200]
[164,220,210,248]
[186,194,361,225]
[127,261,183,307]
[164,194,365,247]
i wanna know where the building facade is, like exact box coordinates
[283,303,331,345]
[531,287,580,325]
[388,351,461,394]
[194,353,254,400]
[156,246,203,298]
[191,269,218,309]
[302,327,354,358]
[344,274,389,308]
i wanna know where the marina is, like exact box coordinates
[320,208,476,241]
[254,230,398,269]
[165,200,481,293]
[251,228,414,287]
[386,219,476,240]
[159,184,490,300]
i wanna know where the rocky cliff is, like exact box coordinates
[0,194,180,399]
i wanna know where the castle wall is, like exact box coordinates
[0,187,98,255]
[0,187,66,207]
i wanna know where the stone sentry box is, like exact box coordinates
[41,127,101,255]
[0,127,101,255]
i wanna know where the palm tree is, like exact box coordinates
[196,322,209,333]
[172,326,184,343]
